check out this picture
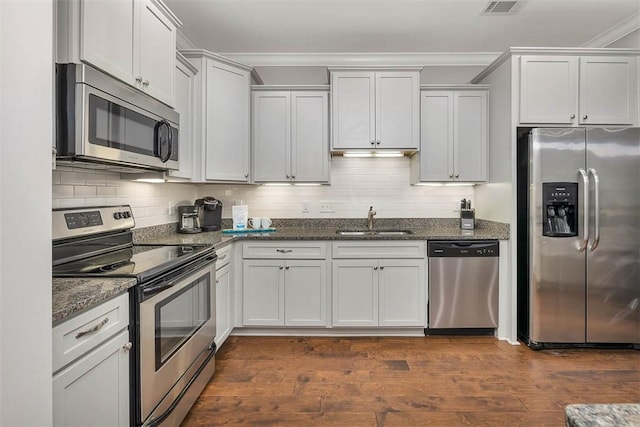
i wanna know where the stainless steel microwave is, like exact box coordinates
[55,63,179,172]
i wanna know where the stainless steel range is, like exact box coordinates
[53,205,217,427]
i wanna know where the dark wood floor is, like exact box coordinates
[181,336,640,426]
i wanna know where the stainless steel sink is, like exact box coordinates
[336,229,413,236]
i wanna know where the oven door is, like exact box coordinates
[138,261,216,426]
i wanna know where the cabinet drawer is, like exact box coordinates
[243,242,327,259]
[53,293,129,373]
[332,241,426,259]
[215,244,232,269]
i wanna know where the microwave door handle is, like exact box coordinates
[155,120,172,163]
[163,120,173,163]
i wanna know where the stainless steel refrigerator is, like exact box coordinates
[517,127,640,348]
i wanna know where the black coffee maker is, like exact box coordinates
[195,197,223,231]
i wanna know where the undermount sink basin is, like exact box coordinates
[337,229,413,236]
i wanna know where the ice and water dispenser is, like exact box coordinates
[542,182,578,237]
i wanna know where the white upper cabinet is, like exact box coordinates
[330,69,420,151]
[412,87,488,183]
[253,87,329,183]
[168,53,197,180]
[58,0,180,106]
[184,50,252,183]
[519,55,638,126]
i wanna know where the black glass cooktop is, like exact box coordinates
[53,244,215,282]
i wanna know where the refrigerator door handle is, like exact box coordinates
[577,168,589,252]
[588,168,600,251]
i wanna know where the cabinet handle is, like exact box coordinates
[142,80,149,87]
[291,175,295,179]
[286,174,290,179]
[285,265,290,270]
[122,342,133,351]
[583,115,588,120]
[276,249,293,253]
[455,174,459,178]
[244,173,249,178]
[279,265,284,270]
[374,265,378,270]
[570,114,576,119]
[376,140,381,145]
[380,266,384,270]
[449,174,454,178]
[370,140,375,145]
[135,76,143,84]
[75,318,109,339]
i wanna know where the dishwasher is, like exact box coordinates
[428,240,499,330]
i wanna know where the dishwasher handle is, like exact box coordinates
[428,240,499,257]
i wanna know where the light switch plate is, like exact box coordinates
[301,200,310,213]
[319,201,335,213]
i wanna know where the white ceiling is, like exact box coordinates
[166,0,640,65]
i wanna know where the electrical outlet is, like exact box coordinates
[301,200,310,213]
[319,201,335,213]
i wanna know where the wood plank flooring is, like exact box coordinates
[181,336,640,426]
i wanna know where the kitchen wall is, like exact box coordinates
[52,167,198,228]
[53,157,475,227]
[198,156,475,219]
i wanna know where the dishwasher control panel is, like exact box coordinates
[427,240,499,257]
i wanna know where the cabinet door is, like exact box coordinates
[375,72,420,150]
[205,61,251,182]
[378,259,426,327]
[137,0,176,106]
[579,56,638,125]
[419,91,454,181]
[520,55,578,124]
[454,91,487,182]
[332,260,378,326]
[215,263,232,348]
[53,330,130,427]
[291,91,329,182]
[243,260,284,326]
[284,260,327,326]
[253,91,291,182]
[168,58,194,179]
[80,0,136,87]
[331,72,376,149]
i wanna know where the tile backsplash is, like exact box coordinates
[52,167,198,229]
[198,157,475,219]
[52,157,475,228]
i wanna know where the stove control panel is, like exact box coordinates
[53,205,135,241]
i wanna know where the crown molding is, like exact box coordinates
[176,29,197,50]
[582,12,640,48]
[221,52,502,67]
[150,0,182,27]
[180,49,254,72]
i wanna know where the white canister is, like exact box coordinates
[232,205,249,230]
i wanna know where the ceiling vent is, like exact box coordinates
[482,1,522,15]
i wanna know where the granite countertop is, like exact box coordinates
[565,403,640,427]
[53,217,509,324]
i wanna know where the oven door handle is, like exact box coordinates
[142,280,174,297]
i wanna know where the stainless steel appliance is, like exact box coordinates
[428,240,499,330]
[195,197,223,231]
[56,63,179,172]
[178,205,202,234]
[52,206,217,426]
[517,127,640,348]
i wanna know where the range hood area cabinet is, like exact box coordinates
[329,68,421,152]
[411,86,489,183]
[56,0,181,107]
[252,86,330,183]
[183,50,252,183]
[519,55,638,126]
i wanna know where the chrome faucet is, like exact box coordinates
[367,206,377,231]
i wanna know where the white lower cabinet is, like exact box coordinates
[332,259,425,327]
[332,241,426,328]
[242,242,328,327]
[52,293,130,427]
[243,259,328,326]
[215,262,232,347]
